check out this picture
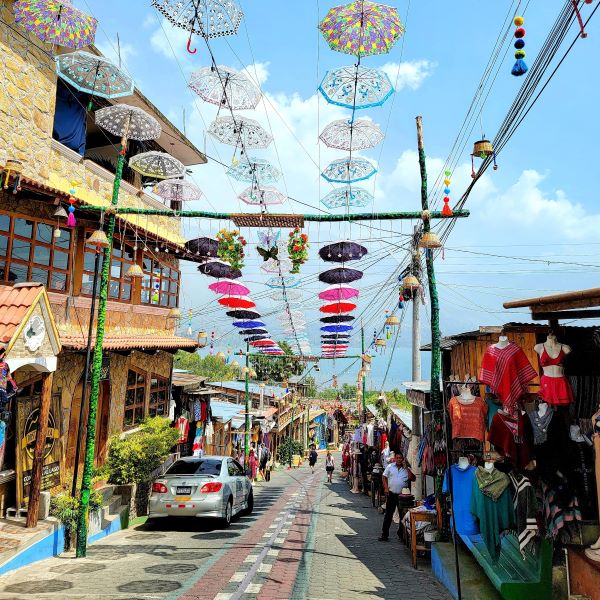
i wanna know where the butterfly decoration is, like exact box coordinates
[257,244,278,262]
[257,229,280,247]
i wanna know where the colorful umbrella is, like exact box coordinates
[321,187,373,209]
[14,0,97,49]
[322,334,351,340]
[209,115,272,149]
[318,1,405,58]
[322,157,376,184]
[227,157,281,185]
[198,260,241,279]
[95,104,161,141]
[319,241,368,262]
[243,335,269,342]
[320,119,384,151]
[322,344,349,350]
[321,315,355,323]
[153,179,203,210]
[240,329,268,336]
[251,339,275,347]
[239,186,286,206]
[232,320,265,329]
[319,284,359,301]
[189,65,260,110]
[129,151,185,179]
[186,236,219,258]
[265,275,300,289]
[319,267,363,284]
[55,51,133,110]
[319,65,394,110]
[320,301,358,314]
[218,295,256,309]
[226,309,260,320]
[321,324,353,333]
[208,279,250,296]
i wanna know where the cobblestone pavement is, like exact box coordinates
[0,460,449,599]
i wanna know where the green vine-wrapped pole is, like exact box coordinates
[244,343,250,468]
[75,145,125,558]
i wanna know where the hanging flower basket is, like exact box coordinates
[216,229,246,271]
[288,228,309,274]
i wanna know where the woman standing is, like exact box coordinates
[248,448,258,481]
[325,451,335,483]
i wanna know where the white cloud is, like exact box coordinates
[380,59,436,91]
[242,62,270,87]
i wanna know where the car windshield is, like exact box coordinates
[165,459,222,476]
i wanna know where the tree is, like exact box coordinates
[304,375,317,397]
[249,341,305,382]
[174,351,240,381]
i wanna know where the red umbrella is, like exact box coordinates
[218,295,256,309]
[251,339,276,347]
[319,301,357,314]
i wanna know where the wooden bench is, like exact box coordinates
[459,532,552,600]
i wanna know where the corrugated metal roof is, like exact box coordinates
[0,283,44,344]
[207,380,291,399]
[210,400,244,424]
[172,372,207,389]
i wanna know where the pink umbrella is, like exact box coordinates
[208,279,250,296]
[318,284,359,301]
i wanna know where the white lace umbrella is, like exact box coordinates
[129,151,185,179]
[189,65,260,110]
[239,186,285,206]
[153,179,203,209]
[209,116,272,149]
[319,119,384,151]
[227,157,281,185]
[321,157,377,184]
[261,257,293,274]
[95,104,161,141]
[321,186,373,209]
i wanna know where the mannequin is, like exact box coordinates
[495,335,510,349]
[534,334,574,406]
[484,460,495,471]
[586,407,600,557]
[537,401,548,418]
[458,383,475,405]
[457,456,470,469]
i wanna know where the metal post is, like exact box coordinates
[361,326,367,422]
[289,397,295,469]
[244,342,249,468]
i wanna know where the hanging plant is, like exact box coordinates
[216,229,247,270]
[288,228,309,274]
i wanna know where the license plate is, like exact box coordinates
[175,496,191,501]
[176,486,192,495]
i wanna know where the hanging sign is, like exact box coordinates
[87,355,110,381]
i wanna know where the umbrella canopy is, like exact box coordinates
[218,295,256,309]
[240,329,268,335]
[55,51,133,101]
[251,339,275,347]
[321,344,349,350]
[226,309,260,320]
[320,301,357,314]
[319,241,368,262]
[318,1,404,58]
[208,278,250,295]
[151,0,243,39]
[265,275,299,288]
[189,65,260,110]
[232,320,265,329]
[243,335,269,342]
[261,257,293,275]
[322,157,376,184]
[320,119,384,151]
[95,104,161,141]
[239,186,286,206]
[319,284,359,301]
[321,187,373,210]
[321,324,353,333]
[154,179,203,208]
[268,288,302,301]
[319,267,363,284]
[319,65,394,110]
[198,260,241,279]
[14,0,97,49]
[322,334,351,341]
[320,315,355,323]
[227,157,281,185]
[209,115,272,149]
[129,151,185,179]
[186,236,219,258]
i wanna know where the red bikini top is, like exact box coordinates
[540,345,565,367]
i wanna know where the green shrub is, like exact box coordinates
[277,437,304,465]
[50,489,102,551]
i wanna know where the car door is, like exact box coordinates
[227,459,241,513]
[233,459,249,505]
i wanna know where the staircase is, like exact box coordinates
[88,485,130,542]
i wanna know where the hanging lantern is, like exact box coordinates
[402,274,420,291]
[54,205,68,219]
[88,229,110,248]
[1,159,23,193]
[126,263,144,278]
[471,139,497,177]
[511,16,528,76]
[385,315,400,327]
[419,231,443,249]
[216,351,226,362]
[375,338,386,347]
[197,331,208,348]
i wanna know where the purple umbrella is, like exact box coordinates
[321,324,353,333]
[319,268,363,284]
[227,310,261,320]
[186,236,219,257]
[239,329,268,336]
[198,260,242,279]
[321,315,355,324]
[244,335,269,342]
[319,241,368,263]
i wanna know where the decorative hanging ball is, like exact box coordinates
[511,17,528,76]
[442,170,454,216]
[67,180,79,227]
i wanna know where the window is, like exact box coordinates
[165,458,223,476]
[149,375,169,418]
[0,211,72,291]
[82,233,135,301]
[141,254,179,308]
[124,368,146,429]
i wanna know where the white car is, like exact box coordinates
[148,455,253,527]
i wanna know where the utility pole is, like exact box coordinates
[244,342,250,468]
[361,325,367,421]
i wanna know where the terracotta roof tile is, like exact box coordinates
[0,284,44,344]
[60,332,198,352]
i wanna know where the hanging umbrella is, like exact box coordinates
[239,186,286,206]
[218,295,256,309]
[265,275,299,289]
[268,289,302,301]
[186,236,219,258]
[151,0,243,52]
[209,115,272,149]
[227,157,281,185]
[322,334,351,340]
[261,257,293,274]
[319,65,394,110]
[318,1,404,58]
[198,260,241,279]
[321,324,353,333]
[320,119,384,151]
[319,284,359,301]
[322,344,349,350]
[321,187,373,210]
[320,301,357,314]
[55,51,133,111]
[240,329,268,335]
[189,65,260,110]
[129,151,185,179]
[321,314,355,323]
[322,158,376,184]
[208,278,250,295]
[319,267,363,284]
[319,241,368,262]
[153,179,203,210]
[243,335,268,342]
[95,104,162,141]
[232,320,265,329]
[251,339,275,347]
[14,0,97,49]
[227,309,260,320]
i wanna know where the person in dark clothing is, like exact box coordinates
[379,452,416,541]
[309,446,318,473]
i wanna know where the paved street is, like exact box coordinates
[0,461,449,599]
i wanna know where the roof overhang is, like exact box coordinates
[504,288,600,321]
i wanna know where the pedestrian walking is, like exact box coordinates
[325,451,335,483]
[248,448,258,481]
[379,452,416,541]
[309,445,318,474]
[258,443,270,481]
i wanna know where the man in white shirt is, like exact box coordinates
[379,451,416,541]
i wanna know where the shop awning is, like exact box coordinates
[210,400,243,424]
[60,331,198,352]
[172,371,208,390]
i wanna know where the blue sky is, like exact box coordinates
[86,1,600,392]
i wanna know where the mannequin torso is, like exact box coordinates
[534,334,571,378]
[494,335,510,350]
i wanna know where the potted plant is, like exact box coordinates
[216,229,247,270]
[288,228,309,274]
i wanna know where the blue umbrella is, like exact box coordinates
[321,157,377,184]
[232,320,266,329]
[319,66,394,110]
[321,324,353,333]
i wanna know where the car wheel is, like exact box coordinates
[221,498,233,528]
[242,490,254,516]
